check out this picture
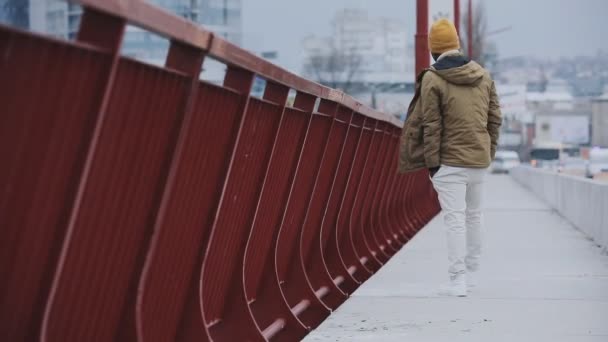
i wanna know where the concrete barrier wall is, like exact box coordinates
[511,167,608,252]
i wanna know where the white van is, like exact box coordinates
[585,148,608,179]
[491,151,521,174]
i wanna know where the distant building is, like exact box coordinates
[496,80,594,153]
[592,93,608,147]
[534,112,591,146]
[122,0,243,64]
[1,0,242,65]
[530,92,591,146]
[0,0,82,39]
[198,0,242,46]
[492,53,608,151]
[496,84,533,123]
[302,9,414,86]
[333,9,413,83]
[0,0,30,29]
[526,92,575,112]
[302,9,414,117]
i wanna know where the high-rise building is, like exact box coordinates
[122,0,242,64]
[0,0,81,39]
[0,0,30,29]
[303,9,413,85]
[1,0,242,65]
[302,9,414,116]
[198,0,242,46]
[14,0,82,39]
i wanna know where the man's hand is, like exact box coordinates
[429,166,440,178]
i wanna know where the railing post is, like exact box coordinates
[349,119,384,274]
[41,7,126,341]
[454,0,461,35]
[273,93,337,329]
[198,63,261,340]
[298,100,354,310]
[415,0,430,76]
[332,115,374,282]
[468,0,474,59]
[134,39,207,341]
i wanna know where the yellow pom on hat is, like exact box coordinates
[429,18,460,54]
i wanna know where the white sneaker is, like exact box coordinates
[438,275,467,297]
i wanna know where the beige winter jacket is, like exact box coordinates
[399,54,502,173]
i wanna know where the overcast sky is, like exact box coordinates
[242,0,608,74]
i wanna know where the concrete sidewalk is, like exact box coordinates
[304,175,608,342]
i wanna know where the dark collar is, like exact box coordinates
[433,55,471,70]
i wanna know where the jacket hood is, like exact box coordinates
[432,55,485,86]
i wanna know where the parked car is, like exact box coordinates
[491,151,521,174]
[585,148,608,179]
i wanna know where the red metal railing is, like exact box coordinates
[0,0,440,340]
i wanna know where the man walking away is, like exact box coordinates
[398,18,502,297]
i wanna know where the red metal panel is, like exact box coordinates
[0,27,112,341]
[412,172,429,230]
[243,98,317,340]
[380,170,403,246]
[422,170,440,226]
[42,59,188,341]
[275,116,332,280]
[130,41,207,342]
[200,98,283,340]
[406,170,437,238]
[329,115,373,283]
[380,129,409,245]
[378,130,406,248]
[405,175,423,238]
[408,173,423,232]
[135,81,242,342]
[362,124,393,262]
[401,174,420,239]
[390,175,408,237]
[299,103,352,310]
[392,158,412,241]
[319,114,366,294]
[347,119,383,276]
[243,105,309,299]
[386,174,403,237]
[169,66,257,342]
[274,109,334,328]
[352,122,390,267]
[366,126,400,257]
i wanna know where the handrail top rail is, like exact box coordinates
[70,0,403,127]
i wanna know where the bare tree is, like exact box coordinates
[462,0,488,65]
[303,43,363,95]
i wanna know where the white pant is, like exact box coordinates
[431,165,486,278]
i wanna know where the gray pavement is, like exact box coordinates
[304,174,608,342]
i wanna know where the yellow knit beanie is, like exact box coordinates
[429,19,460,54]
